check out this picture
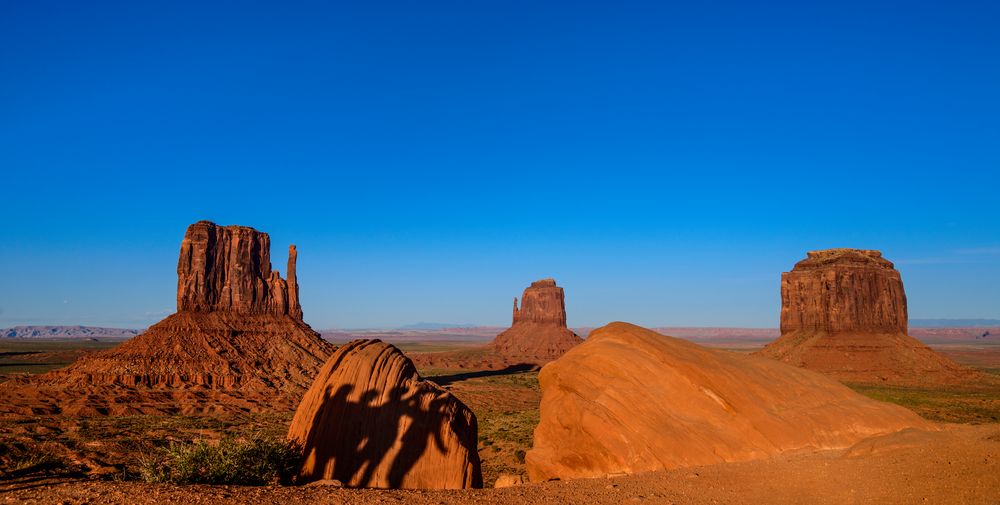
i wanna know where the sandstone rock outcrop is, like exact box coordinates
[288,339,482,489]
[490,279,582,361]
[526,322,934,482]
[0,221,333,415]
[177,221,303,317]
[757,248,975,385]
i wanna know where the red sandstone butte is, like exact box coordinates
[0,221,333,416]
[289,339,482,489]
[756,248,976,386]
[490,279,583,362]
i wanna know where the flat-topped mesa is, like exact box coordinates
[176,220,304,319]
[512,278,567,327]
[780,248,907,334]
[758,248,978,386]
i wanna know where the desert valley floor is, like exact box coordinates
[1,330,998,504]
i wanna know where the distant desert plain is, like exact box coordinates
[1,224,998,505]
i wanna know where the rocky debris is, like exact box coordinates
[494,474,525,488]
[288,339,482,489]
[177,221,303,318]
[490,279,583,362]
[0,221,333,415]
[757,249,977,385]
[526,322,934,482]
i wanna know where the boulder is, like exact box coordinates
[526,322,934,482]
[288,339,482,489]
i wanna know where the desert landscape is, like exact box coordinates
[4,2,999,503]
[0,222,997,504]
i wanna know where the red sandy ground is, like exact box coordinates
[2,424,997,504]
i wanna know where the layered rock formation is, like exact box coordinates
[0,221,333,415]
[526,322,934,482]
[288,339,482,489]
[177,221,303,317]
[490,279,583,361]
[757,249,974,385]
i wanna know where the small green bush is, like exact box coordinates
[0,441,67,476]
[140,436,301,485]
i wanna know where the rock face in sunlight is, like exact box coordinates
[756,248,975,385]
[526,322,934,482]
[490,279,583,362]
[177,220,303,317]
[288,339,482,489]
[0,220,333,416]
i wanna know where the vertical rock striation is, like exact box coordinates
[491,279,582,362]
[757,248,975,386]
[10,220,334,416]
[176,221,303,318]
[779,249,907,335]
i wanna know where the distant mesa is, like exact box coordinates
[490,278,583,362]
[755,248,977,386]
[288,339,481,489]
[526,322,934,482]
[0,220,334,416]
[1,326,141,339]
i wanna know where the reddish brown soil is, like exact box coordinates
[0,312,333,416]
[3,424,997,504]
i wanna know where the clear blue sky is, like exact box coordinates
[2,1,998,329]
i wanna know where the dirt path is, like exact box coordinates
[4,424,997,505]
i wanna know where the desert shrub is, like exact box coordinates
[514,449,526,464]
[0,441,67,476]
[140,436,300,485]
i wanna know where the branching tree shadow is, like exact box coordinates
[300,379,482,489]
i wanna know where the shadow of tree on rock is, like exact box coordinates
[297,380,482,489]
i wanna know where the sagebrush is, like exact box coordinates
[140,436,300,485]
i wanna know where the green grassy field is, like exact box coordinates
[0,339,124,375]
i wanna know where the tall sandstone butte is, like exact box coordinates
[5,221,334,416]
[177,221,302,317]
[756,248,974,386]
[527,322,934,482]
[490,279,583,361]
[288,339,482,489]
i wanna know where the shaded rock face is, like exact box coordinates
[0,221,333,416]
[758,249,975,386]
[779,249,907,334]
[177,221,303,318]
[526,322,934,482]
[288,340,482,490]
[491,279,583,362]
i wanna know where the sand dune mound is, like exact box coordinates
[526,322,934,482]
[289,339,481,489]
[0,221,333,416]
[757,249,977,385]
